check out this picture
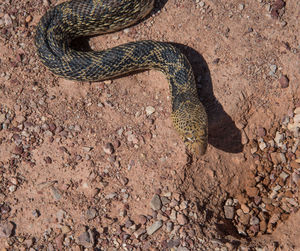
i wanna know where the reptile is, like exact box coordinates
[35,0,208,155]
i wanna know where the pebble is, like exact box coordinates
[199,1,205,7]
[161,196,171,206]
[279,75,289,88]
[0,113,6,123]
[138,215,147,225]
[241,130,249,145]
[274,131,284,145]
[239,213,250,225]
[238,3,245,10]
[32,209,40,218]
[86,208,97,220]
[224,206,234,219]
[3,14,12,26]
[0,221,14,237]
[150,194,162,211]
[8,185,16,193]
[145,106,155,116]
[61,225,71,234]
[258,140,267,150]
[225,198,233,206]
[170,209,177,221]
[147,220,163,235]
[279,171,289,181]
[257,127,266,137]
[241,204,250,214]
[105,192,117,200]
[25,15,32,23]
[246,186,259,197]
[134,228,146,239]
[82,146,93,152]
[177,213,188,225]
[166,221,174,232]
[51,186,62,200]
[77,229,94,248]
[250,216,260,225]
[286,198,298,207]
[103,143,114,154]
[269,64,277,74]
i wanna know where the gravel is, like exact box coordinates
[147,220,163,235]
[150,194,162,211]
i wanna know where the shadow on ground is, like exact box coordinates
[173,43,243,153]
[70,0,242,154]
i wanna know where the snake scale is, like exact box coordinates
[35,0,208,155]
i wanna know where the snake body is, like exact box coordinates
[35,0,208,155]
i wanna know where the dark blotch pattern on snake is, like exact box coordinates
[35,0,208,155]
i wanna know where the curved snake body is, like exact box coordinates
[35,0,208,155]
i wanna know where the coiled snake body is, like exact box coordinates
[35,0,208,155]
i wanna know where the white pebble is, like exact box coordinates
[145,106,155,116]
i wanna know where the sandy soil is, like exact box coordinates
[0,0,299,250]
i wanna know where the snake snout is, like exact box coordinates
[184,130,208,156]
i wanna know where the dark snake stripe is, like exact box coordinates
[35,0,208,155]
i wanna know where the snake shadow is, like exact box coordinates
[172,43,243,153]
[71,38,242,153]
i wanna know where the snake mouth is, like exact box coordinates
[183,133,208,156]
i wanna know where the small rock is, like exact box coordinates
[82,146,93,152]
[279,171,289,181]
[246,186,259,197]
[9,185,17,193]
[224,206,235,219]
[51,186,62,200]
[241,129,249,145]
[269,213,280,224]
[77,229,94,248]
[134,228,146,239]
[225,198,233,206]
[3,14,12,26]
[166,221,173,232]
[150,194,162,211]
[170,209,177,221]
[177,213,188,225]
[270,152,281,165]
[0,221,14,237]
[286,198,298,207]
[145,106,155,116]
[138,215,147,225]
[257,127,266,137]
[161,196,171,206]
[241,204,250,214]
[239,213,250,225]
[103,143,114,155]
[147,220,163,235]
[105,192,117,200]
[274,131,284,145]
[32,209,40,218]
[15,115,26,123]
[279,75,289,88]
[61,225,71,234]
[86,208,97,220]
[44,156,52,164]
[250,216,260,225]
[238,3,245,10]
[258,140,267,150]
[270,64,277,74]
[13,145,24,155]
[25,15,32,23]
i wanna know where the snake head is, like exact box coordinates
[183,127,208,156]
[172,101,208,156]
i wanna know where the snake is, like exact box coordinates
[35,0,208,155]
